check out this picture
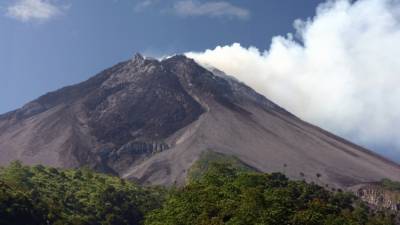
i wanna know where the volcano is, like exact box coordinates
[0,54,399,189]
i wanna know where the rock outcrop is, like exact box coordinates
[351,183,400,211]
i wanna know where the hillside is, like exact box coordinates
[0,161,398,225]
[0,54,399,189]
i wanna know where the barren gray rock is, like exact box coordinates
[350,183,400,211]
[0,54,399,190]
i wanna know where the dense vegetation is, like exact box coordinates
[0,160,397,225]
[187,151,255,181]
[380,179,400,192]
[146,162,397,225]
[0,161,163,225]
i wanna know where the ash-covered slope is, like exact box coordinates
[0,54,399,189]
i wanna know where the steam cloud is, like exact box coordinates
[186,0,400,160]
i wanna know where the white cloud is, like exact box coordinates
[6,0,62,22]
[186,0,400,160]
[174,0,249,20]
[134,0,159,12]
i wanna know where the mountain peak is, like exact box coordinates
[132,53,144,61]
[1,54,399,189]
[163,54,195,64]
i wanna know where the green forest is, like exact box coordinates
[0,160,397,225]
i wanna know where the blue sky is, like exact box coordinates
[0,0,323,114]
[2,0,400,162]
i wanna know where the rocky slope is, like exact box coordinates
[350,180,400,212]
[0,54,400,190]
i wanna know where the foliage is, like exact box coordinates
[187,151,255,182]
[0,160,396,225]
[380,179,400,192]
[0,161,163,225]
[145,162,396,225]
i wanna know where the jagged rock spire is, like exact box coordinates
[132,53,144,62]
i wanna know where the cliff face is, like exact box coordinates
[1,54,400,189]
[352,184,400,212]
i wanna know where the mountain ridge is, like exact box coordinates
[0,53,399,189]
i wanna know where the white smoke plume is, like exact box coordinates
[186,0,400,161]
